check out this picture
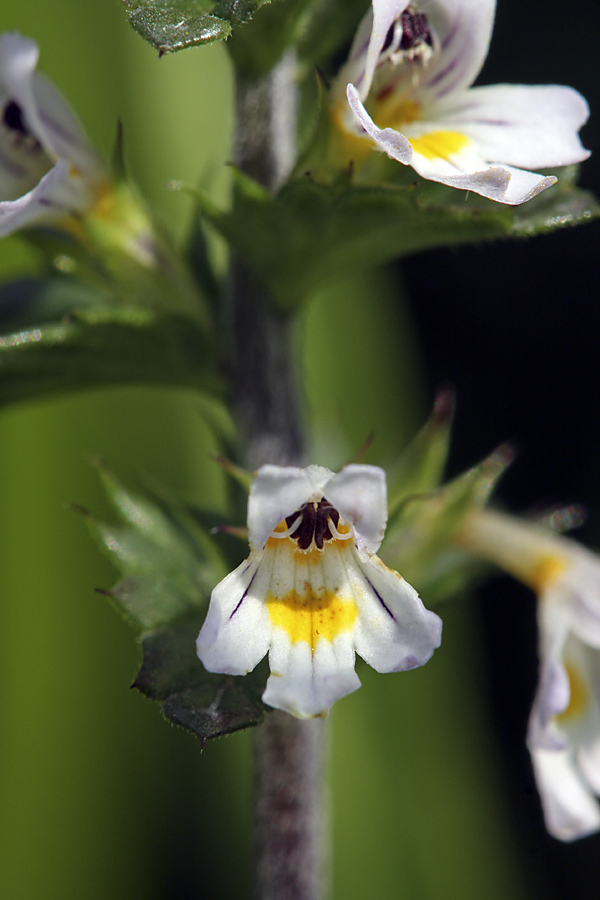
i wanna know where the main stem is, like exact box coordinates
[227,55,328,900]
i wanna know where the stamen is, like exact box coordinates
[328,520,355,541]
[378,6,435,72]
[274,498,356,550]
[270,514,302,540]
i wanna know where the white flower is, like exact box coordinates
[458,508,600,840]
[0,33,109,236]
[197,464,442,718]
[336,0,590,204]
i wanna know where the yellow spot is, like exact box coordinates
[529,555,567,592]
[272,520,290,534]
[410,131,470,161]
[267,583,357,651]
[556,662,588,723]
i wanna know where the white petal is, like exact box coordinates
[346,83,413,164]
[0,158,71,236]
[350,551,442,671]
[563,641,600,795]
[528,659,571,751]
[0,33,102,176]
[432,84,590,169]
[529,746,600,841]
[196,556,271,676]
[408,141,555,205]
[324,464,388,553]
[419,0,496,101]
[362,0,411,97]
[262,628,361,718]
[248,465,327,553]
[335,9,376,100]
[561,556,600,649]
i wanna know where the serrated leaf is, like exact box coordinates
[86,469,228,631]
[122,0,272,54]
[133,624,268,743]
[512,185,599,236]
[84,471,269,739]
[0,281,221,408]
[197,170,599,311]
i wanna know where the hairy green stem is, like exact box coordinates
[227,53,328,900]
[229,52,304,469]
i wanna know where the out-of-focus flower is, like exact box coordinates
[458,507,600,840]
[0,32,110,236]
[335,0,590,204]
[0,33,208,320]
[197,464,442,719]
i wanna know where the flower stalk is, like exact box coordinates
[227,53,326,900]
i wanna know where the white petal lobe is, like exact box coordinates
[196,557,271,676]
[346,83,413,164]
[530,747,600,841]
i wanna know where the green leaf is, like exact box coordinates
[122,0,272,54]
[82,468,268,741]
[133,625,268,744]
[197,169,599,311]
[82,468,227,630]
[0,280,221,408]
[387,390,455,515]
[383,446,514,603]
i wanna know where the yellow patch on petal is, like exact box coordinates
[529,555,568,592]
[410,131,470,161]
[556,662,588,723]
[267,582,357,652]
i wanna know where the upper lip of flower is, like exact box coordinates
[338,0,590,205]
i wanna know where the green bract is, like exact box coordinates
[80,466,269,742]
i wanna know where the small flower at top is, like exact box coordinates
[197,464,442,719]
[0,33,110,236]
[334,0,590,204]
[457,507,600,840]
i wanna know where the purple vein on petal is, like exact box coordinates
[441,22,458,50]
[423,54,461,91]
[362,572,397,622]
[229,563,257,620]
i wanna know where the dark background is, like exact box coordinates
[404,1,600,895]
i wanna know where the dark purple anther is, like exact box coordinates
[400,8,433,51]
[2,100,28,135]
[286,499,341,550]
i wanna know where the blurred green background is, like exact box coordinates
[0,2,598,898]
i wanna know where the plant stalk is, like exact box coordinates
[227,53,328,900]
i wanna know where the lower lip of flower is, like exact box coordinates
[267,582,358,651]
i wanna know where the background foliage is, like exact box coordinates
[0,1,598,898]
